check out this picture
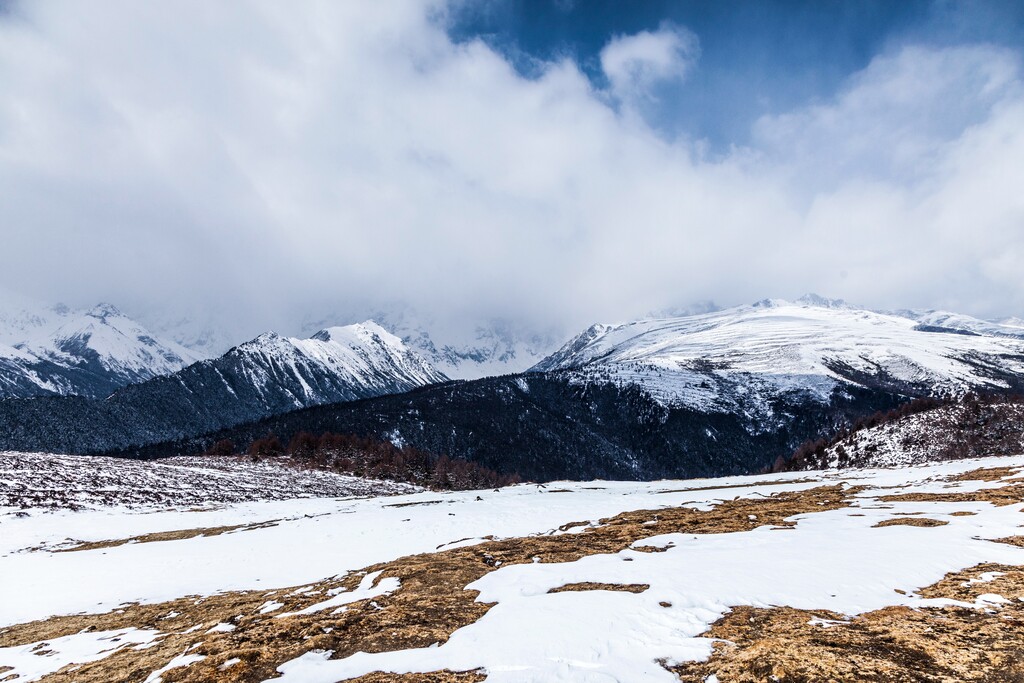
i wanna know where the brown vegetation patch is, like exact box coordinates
[950,510,977,516]
[0,485,857,683]
[668,563,1024,682]
[547,582,649,594]
[346,671,485,682]
[949,466,1024,482]
[878,482,1024,507]
[873,517,949,528]
[52,523,279,553]
[654,479,813,494]
[994,536,1024,548]
[385,500,445,508]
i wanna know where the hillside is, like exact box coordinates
[777,394,1024,471]
[148,372,904,482]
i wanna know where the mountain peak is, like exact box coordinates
[310,321,397,346]
[87,302,123,320]
[796,293,848,309]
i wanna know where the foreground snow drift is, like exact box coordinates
[1,455,1023,682]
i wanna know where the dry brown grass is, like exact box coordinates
[994,536,1024,548]
[346,672,485,682]
[873,517,949,528]
[0,485,857,683]
[669,563,1024,682]
[653,478,814,494]
[878,482,1024,507]
[547,582,649,594]
[51,523,273,552]
[949,466,1023,482]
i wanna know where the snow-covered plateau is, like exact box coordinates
[2,452,1023,681]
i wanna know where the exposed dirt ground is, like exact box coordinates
[668,563,1024,682]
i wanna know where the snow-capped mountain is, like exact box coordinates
[0,302,203,399]
[0,321,448,454]
[303,307,566,380]
[533,296,1024,425]
[192,321,449,412]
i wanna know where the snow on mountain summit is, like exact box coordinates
[0,300,204,399]
[35,303,201,378]
[533,298,1024,418]
[302,308,566,380]
[160,319,449,418]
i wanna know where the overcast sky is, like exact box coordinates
[1,0,1023,340]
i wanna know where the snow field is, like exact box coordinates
[1,454,1023,681]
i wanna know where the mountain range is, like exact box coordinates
[149,296,1024,480]
[2,295,1023,480]
[0,321,446,454]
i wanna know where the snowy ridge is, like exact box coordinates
[304,308,567,380]
[894,309,1024,339]
[534,297,1024,416]
[211,321,448,409]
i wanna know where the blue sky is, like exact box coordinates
[0,1,1023,337]
[450,0,1024,145]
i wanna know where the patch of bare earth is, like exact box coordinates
[948,466,1024,482]
[547,583,649,594]
[878,481,1024,507]
[345,672,485,682]
[668,563,1024,682]
[0,485,855,683]
[52,522,279,553]
[873,517,949,528]
[654,479,814,494]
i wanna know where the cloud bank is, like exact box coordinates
[0,0,1022,341]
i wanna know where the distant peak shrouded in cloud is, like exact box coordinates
[0,0,1022,340]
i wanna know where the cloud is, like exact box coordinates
[753,45,1022,190]
[0,1,1022,345]
[599,22,699,105]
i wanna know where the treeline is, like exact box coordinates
[205,431,520,491]
[772,392,1024,472]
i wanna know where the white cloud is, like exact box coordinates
[599,22,699,104]
[0,1,1022,343]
